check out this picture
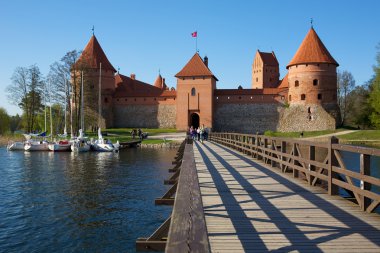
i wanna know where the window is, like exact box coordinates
[313,79,318,86]
[301,94,306,100]
[289,95,291,101]
[295,80,299,87]
[318,93,322,100]
[256,78,258,82]
[270,78,272,82]
[104,97,108,103]
[191,87,196,96]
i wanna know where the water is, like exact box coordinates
[0,147,176,253]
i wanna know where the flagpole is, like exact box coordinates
[196,35,198,52]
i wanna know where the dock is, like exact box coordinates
[137,133,380,252]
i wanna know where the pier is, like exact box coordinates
[137,133,380,252]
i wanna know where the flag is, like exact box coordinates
[191,31,197,37]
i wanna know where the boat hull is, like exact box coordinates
[71,142,91,152]
[91,143,115,152]
[24,143,50,151]
[48,143,71,152]
[7,142,25,151]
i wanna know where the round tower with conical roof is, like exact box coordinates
[287,27,338,107]
[74,35,117,129]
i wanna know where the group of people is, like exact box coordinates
[131,128,147,140]
[189,125,208,143]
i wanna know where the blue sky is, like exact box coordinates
[1,0,379,115]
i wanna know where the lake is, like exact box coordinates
[0,147,176,253]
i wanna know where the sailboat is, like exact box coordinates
[91,127,116,152]
[48,79,71,152]
[71,129,91,152]
[71,71,91,152]
[91,62,119,152]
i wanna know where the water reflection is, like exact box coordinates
[0,148,175,252]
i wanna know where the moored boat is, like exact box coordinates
[48,140,71,152]
[7,141,25,151]
[71,129,91,152]
[24,141,50,151]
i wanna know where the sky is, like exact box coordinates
[0,0,379,115]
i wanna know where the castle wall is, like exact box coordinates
[113,97,176,128]
[278,104,336,132]
[213,102,281,134]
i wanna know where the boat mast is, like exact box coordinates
[98,62,102,128]
[64,78,67,136]
[81,71,84,131]
[49,78,53,141]
[70,82,73,138]
[44,85,47,133]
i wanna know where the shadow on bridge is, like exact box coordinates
[194,141,380,252]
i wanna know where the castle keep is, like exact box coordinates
[73,27,340,133]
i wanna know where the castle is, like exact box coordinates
[73,27,340,133]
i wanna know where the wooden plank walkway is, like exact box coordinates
[193,141,380,252]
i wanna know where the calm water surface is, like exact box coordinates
[0,147,176,253]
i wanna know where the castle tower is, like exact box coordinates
[286,28,339,106]
[153,74,168,90]
[74,35,116,129]
[175,53,218,130]
[252,50,279,89]
[278,27,340,131]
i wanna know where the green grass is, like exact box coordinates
[338,130,380,140]
[142,139,172,144]
[264,128,347,138]
[104,128,178,136]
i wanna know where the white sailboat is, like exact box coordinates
[71,129,90,152]
[91,62,119,152]
[91,128,116,152]
[7,141,26,151]
[71,72,91,152]
[49,79,71,152]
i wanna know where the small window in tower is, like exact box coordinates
[154,98,157,101]
[313,79,319,86]
[191,87,196,96]
[301,94,306,100]
[256,78,258,82]
[289,95,291,101]
[295,80,299,87]
[134,98,137,101]
[117,99,119,102]
[239,96,242,99]
[318,93,322,100]
[270,78,272,82]
[125,98,127,101]
[192,77,195,80]
[104,98,108,103]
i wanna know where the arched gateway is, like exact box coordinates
[190,113,200,129]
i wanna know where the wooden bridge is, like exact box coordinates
[137,133,380,252]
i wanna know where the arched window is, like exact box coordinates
[301,94,306,100]
[289,95,292,101]
[318,93,322,100]
[295,80,299,87]
[256,78,258,82]
[313,79,319,86]
[191,87,196,96]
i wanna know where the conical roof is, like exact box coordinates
[175,53,218,80]
[76,35,116,72]
[287,28,338,69]
[153,74,163,88]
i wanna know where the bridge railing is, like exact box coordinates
[209,132,380,213]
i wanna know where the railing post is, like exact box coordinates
[271,139,276,167]
[264,138,268,163]
[281,140,286,172]
[328,136,339,196]
[293,143,299,178]
[308,145,315,185]
[360,154,371,211]
[255,132,259,159]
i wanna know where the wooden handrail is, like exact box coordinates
[209,132,380,213]
[166,139,210,253]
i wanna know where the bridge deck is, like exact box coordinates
[193,141,380,252]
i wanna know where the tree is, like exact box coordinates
[6,65,45,132]
[369,46,380,128]
[9,114,22,133]
[337,70,356,126]
[346,83,372,128]
[0,107,10,134]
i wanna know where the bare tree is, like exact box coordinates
[7,65,44,132]
[337,70,355,126]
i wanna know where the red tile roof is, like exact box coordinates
[287,28,338,68]
[76,35,116,72]
[114,74,176,97]
[153,74,163,88]
[258,51,278,66]
[215,88,284,96]
[175,53,218,80]
[277,74,289,89]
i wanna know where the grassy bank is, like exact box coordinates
[264,129,347,138]
[338,130,380,140]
